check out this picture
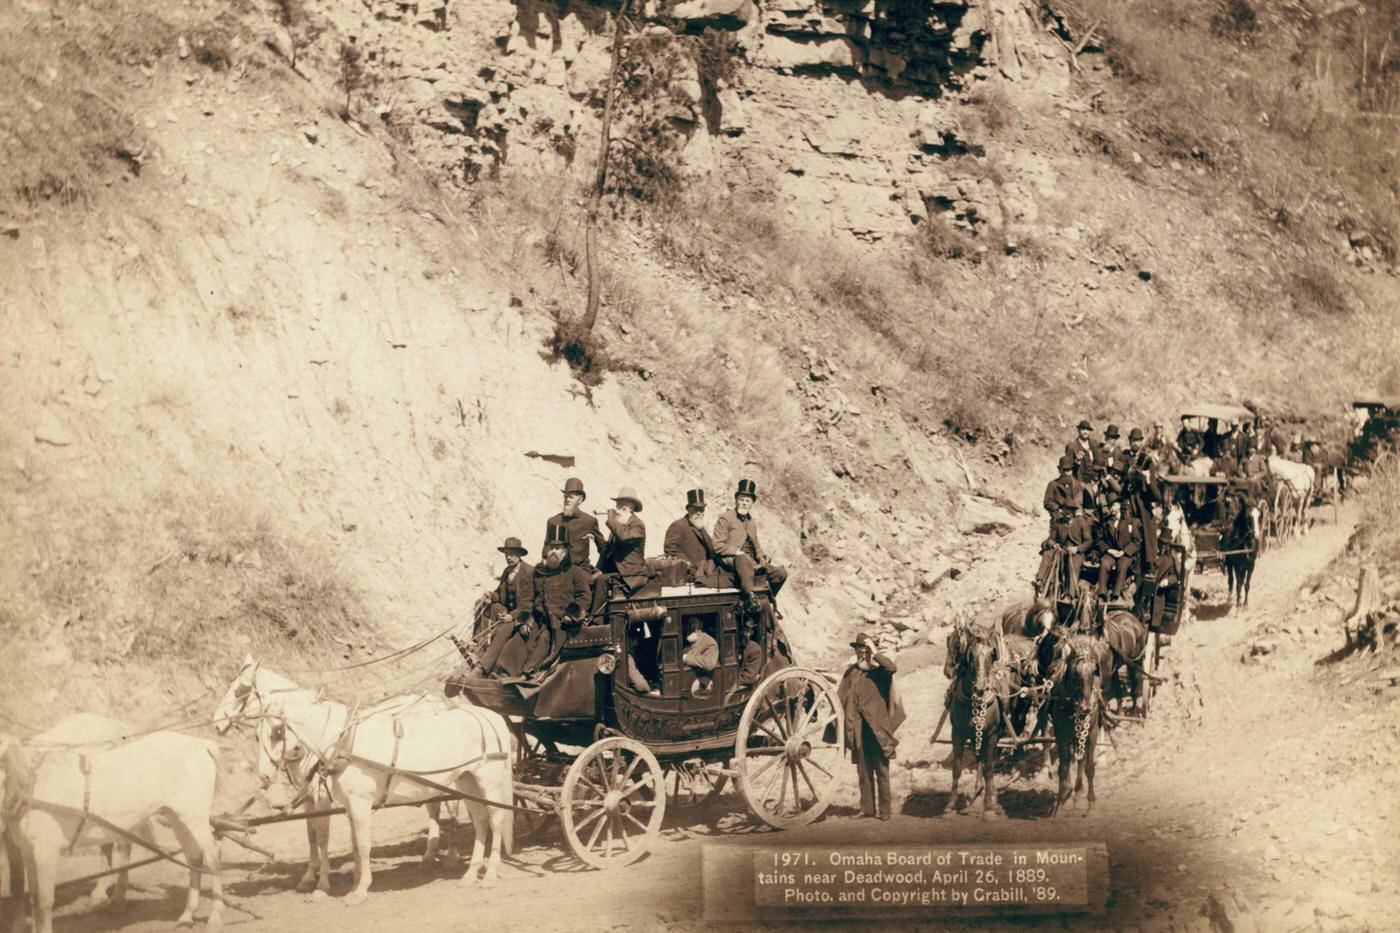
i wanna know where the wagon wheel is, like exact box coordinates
[560,736,665,869]
[735,667,844,830]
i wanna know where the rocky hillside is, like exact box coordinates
[1,0,1396,725]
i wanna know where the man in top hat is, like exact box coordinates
[1065,420,1098,474]
[838,632,904,820]
[590,486,649,615]
[526,524,594,672]
[712,479,787,611]
[664,489,724,585]
[543,477,604,573]
[487,537,534,622]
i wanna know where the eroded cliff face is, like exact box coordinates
[339,0,1064,239]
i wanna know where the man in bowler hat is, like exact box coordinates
[543,477,603,572]
[838,633,904,820]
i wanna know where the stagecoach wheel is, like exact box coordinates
[735,667,845,830]
[560,736,665,870]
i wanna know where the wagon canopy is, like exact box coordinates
[1179,403,1255,425]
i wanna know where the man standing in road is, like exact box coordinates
[713,479,787,613]
[838,633,904,820]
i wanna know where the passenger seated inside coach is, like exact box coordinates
[683,617,719,696]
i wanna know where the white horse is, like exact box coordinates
[0,721,223,933]
[214,656,514,905]
[1268,455,1313,535]
[18,714,158,911]
[1166,502,1195,564]
[251,700,458,898]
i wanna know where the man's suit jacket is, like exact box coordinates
[664,516,720,568]
[494,561,535,617]
[712,509,765,564]
[599,514,648,592]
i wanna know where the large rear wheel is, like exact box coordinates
[560,736,665,869]
[735,667,844,829]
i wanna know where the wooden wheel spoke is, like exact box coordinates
[794,759,822,802]
[617,754,643,789]
[571,797,606,809]
[748,748,786,783]
[578,775,606,799]
[622,811,650,834]
[794,709,836,742]
[759,753,786,802]
[802,756,834,780]
[776,762,791,813]
[596,756,614,792]
[584,810,608,851]
[612,815,630,851]
[618,775,655,800]
[752,718,783,744]
[761,696,791,739]
[574,805,607,833]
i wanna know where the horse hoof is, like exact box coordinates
[478,876,498,890]
[206,913,224,931]
[175,915,196,929]
[344,891,368,907]
[311,888,330,901]
[981,809,1004,822]
[295,878,316,894]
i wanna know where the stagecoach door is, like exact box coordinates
[657,606,740,708]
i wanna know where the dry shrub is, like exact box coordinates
[1288,261,1350,316]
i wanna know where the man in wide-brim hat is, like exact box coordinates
[487,536,533,619]
[525,523,594,672]
[543,477,603,573]
[838,632,904,820]
[663,488,724,586]
[590,486,649,615]
[712,479,788,611]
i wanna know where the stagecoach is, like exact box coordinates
[1159,474,1267,572]
[448,575,844,868]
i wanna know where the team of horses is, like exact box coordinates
[941,593,1150,822]
[0,657,517,932]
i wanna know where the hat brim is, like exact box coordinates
[612,497,643,512]
[497,546,528,556]
[685,503,706,512]
[850,640,872,650]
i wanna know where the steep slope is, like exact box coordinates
[2,0,1396,728]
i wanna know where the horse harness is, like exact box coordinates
[3,744,209,874]
[266,696,511,810]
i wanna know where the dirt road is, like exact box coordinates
[31,504,1398,932]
